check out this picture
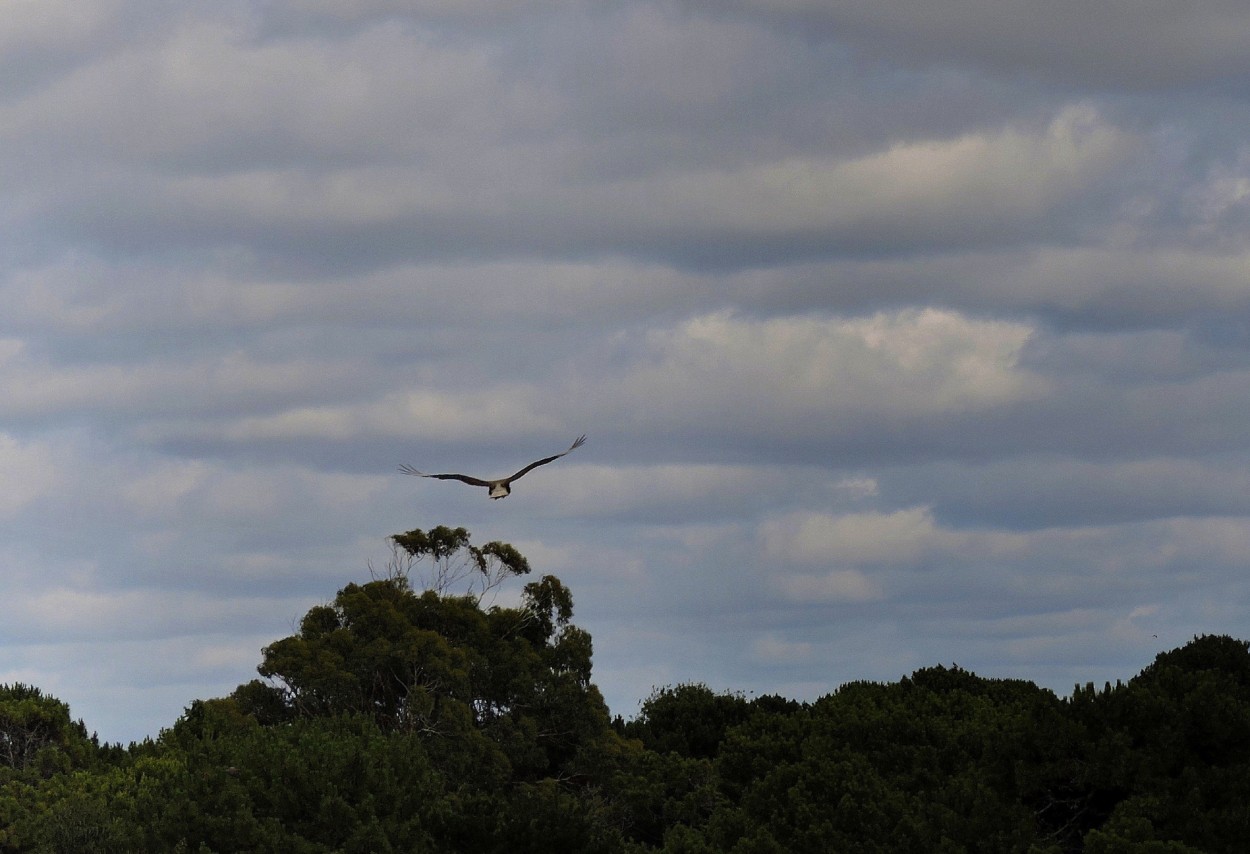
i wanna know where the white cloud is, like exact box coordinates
[0,433,59,517]
[5,587,296,643]
[0,256,719,336]
[779,570,882,604]
[998,246,1250,320]
[0,343,362,422]
[534,464,800,520]
[566,105,1133,249]
[0,0,127,88]
[750,633,814,663]
[762,507,947,567]
[2,15,516,168]
[4,38,1137,266]
[271,0,591,27]
[118,459,213,518]
[602,307,1041,435]
[216,386,561,443]
[837,477,879,498]
[105,305,1044,450]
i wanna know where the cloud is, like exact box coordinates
[0,0,130,99]
[751,504,1250,630]
[626,103,1128,236]
[778,571,882,604]
[682,241,1250,333]
[593,307,1042,440]
[884,455,1250,529]
[3,14,518,169]
[762,507,947,568]
[0,432,60,517]
[3,0,1250,744]
[215,386,562,444]
[3,19,1138,272]
[0,339,363,425]
[750,633,814,663]
[268,0,595,28]
[75,302,1045,460]
[514,104,1137,266]
[1,587,295,644]
[714,0,1250,89]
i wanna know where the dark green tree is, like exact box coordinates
[1072,635,1250,852]
[0,684,95,779]
[14,551,1250,854]
[0,529,628,853]
[687,668,1084,852]
[247,527,611,784]
[623,684,752,760]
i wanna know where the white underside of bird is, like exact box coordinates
[400,435,586,499]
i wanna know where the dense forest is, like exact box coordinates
[3,527,1250,853]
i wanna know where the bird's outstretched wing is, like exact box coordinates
[398,464,492,487]
[504,434,587,483]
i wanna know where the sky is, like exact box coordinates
[4,1,1250,744]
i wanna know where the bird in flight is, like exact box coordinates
[400,435,586,499]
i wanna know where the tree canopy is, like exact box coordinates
[4,527,1250,852]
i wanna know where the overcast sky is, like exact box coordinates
[5,1,1250,743]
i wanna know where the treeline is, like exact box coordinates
[3,528,1250,852]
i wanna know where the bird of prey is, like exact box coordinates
[400,435,586,499]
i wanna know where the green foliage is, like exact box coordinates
[1069,634,1250,852]
[691,671,1066,851]
[252,568,610,783]
[624,684,752,759]
[7,527,1250,854]
[2,708,447,852]
[0,684,96,780]
[388,525,531,598]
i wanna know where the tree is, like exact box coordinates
[385,525,530,601]
[17,545,1250,854]
[0,529,631,853]
[623,684,752,760]
[248,528,611,784]
[0,684,95,778]
[1071,635,1250,852]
